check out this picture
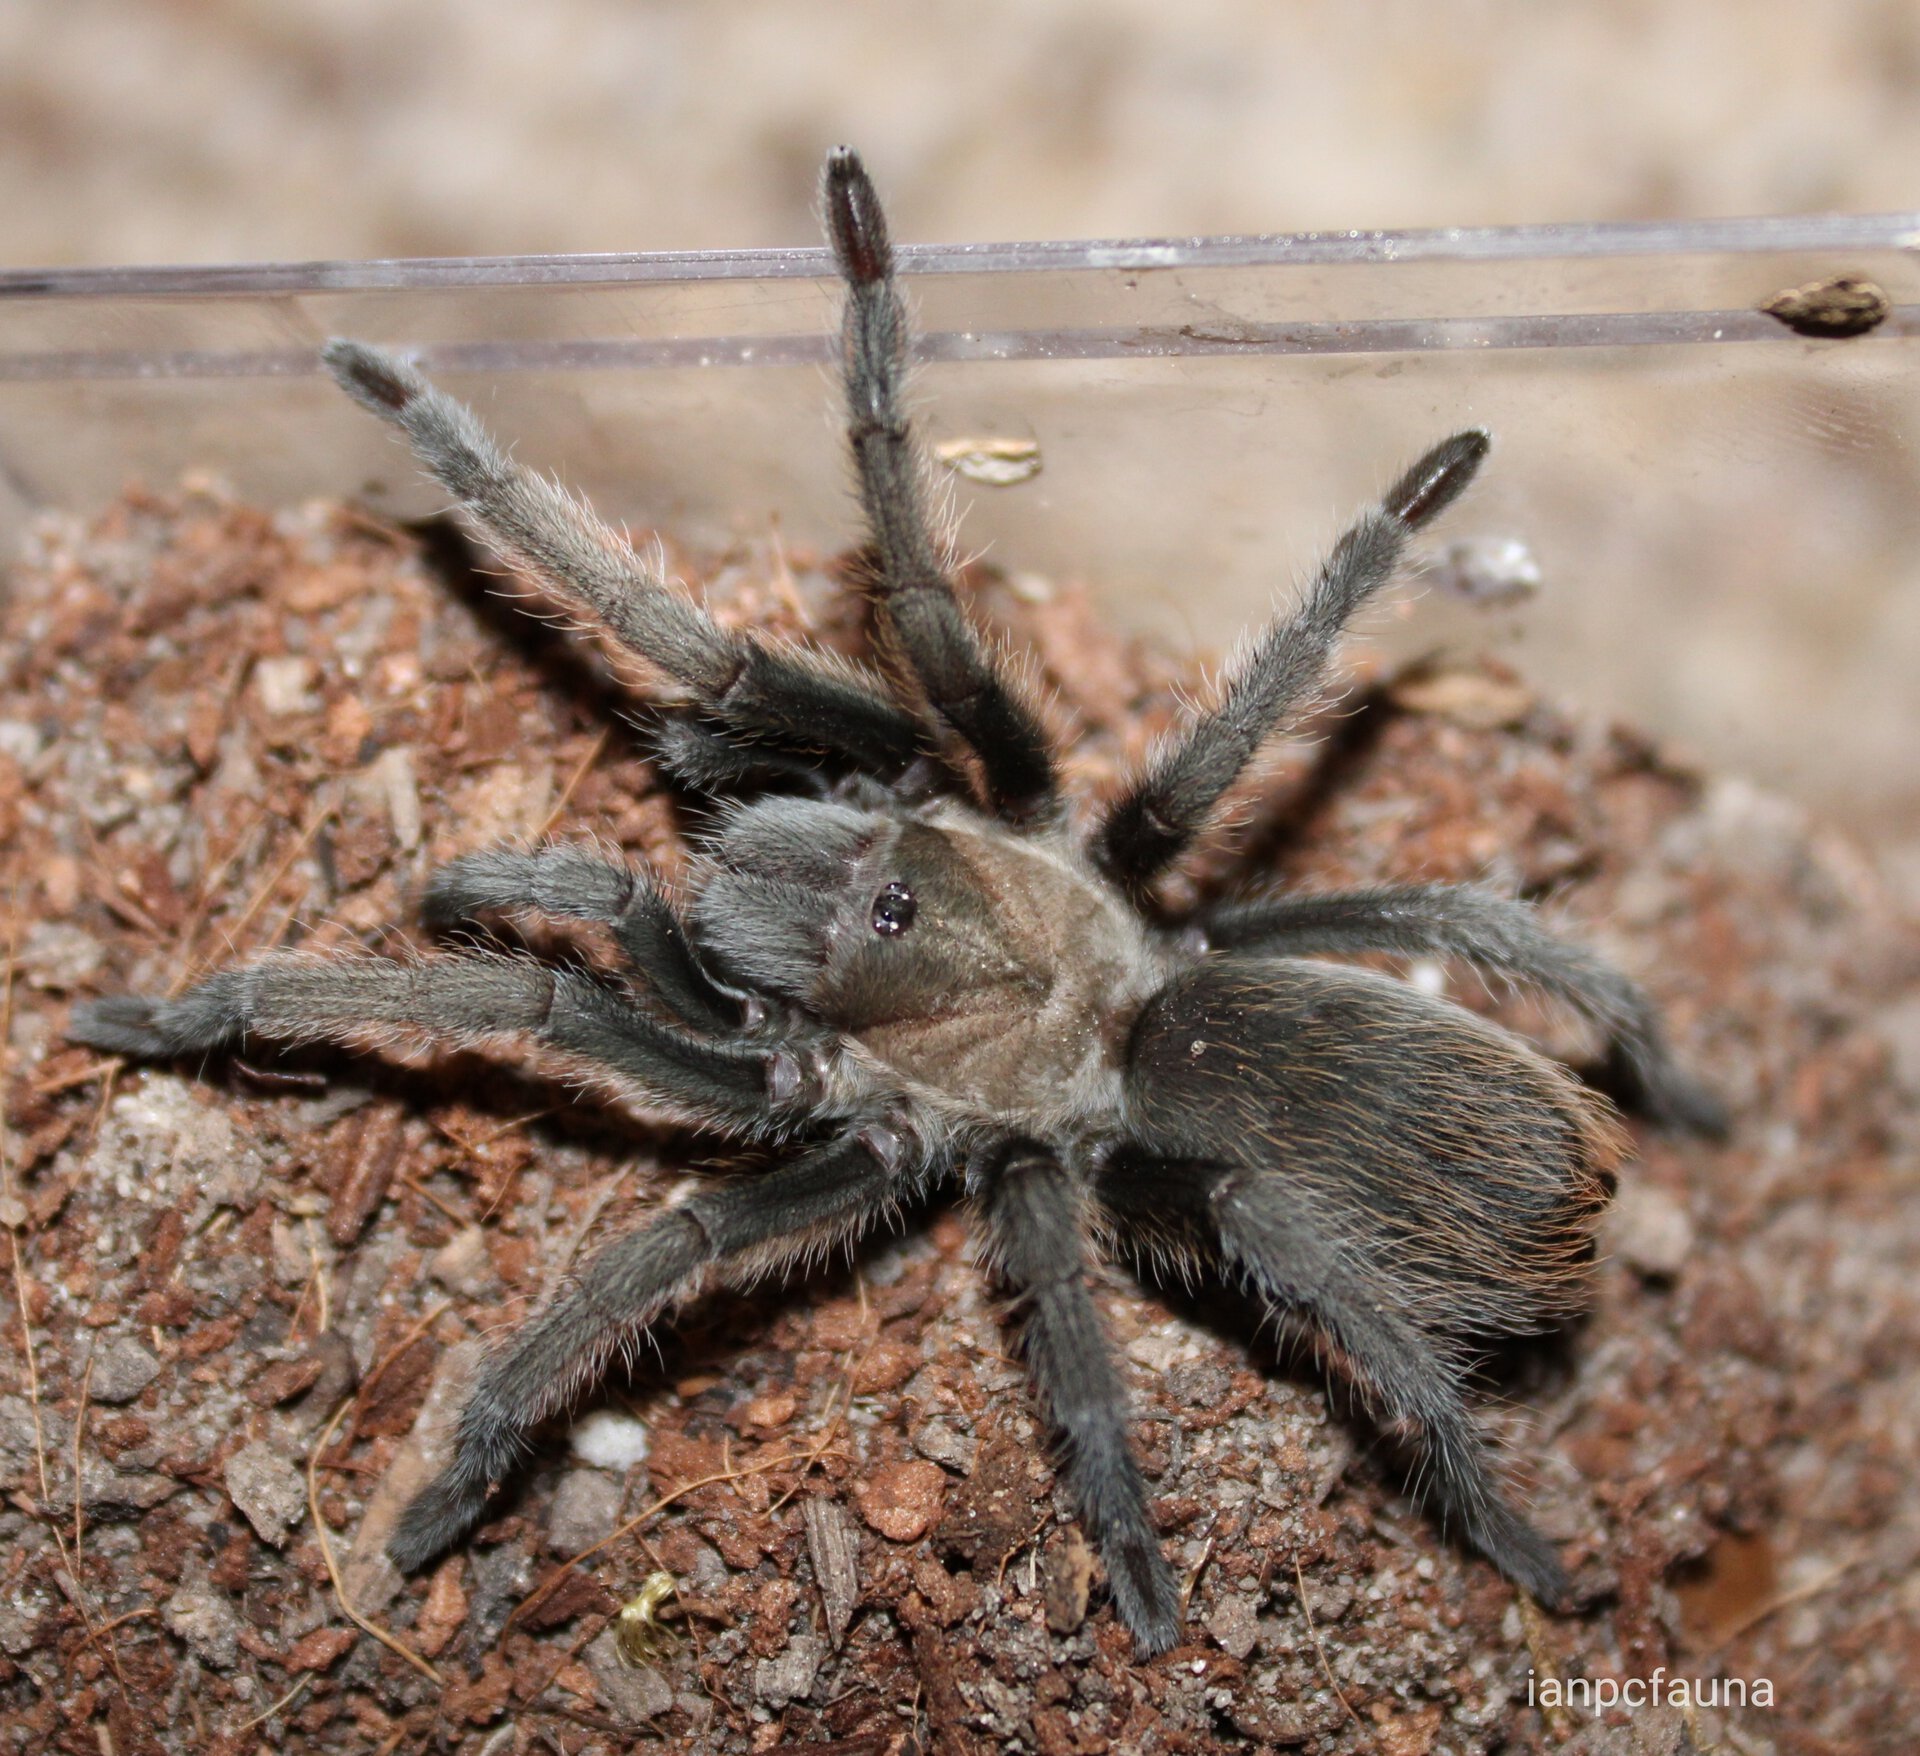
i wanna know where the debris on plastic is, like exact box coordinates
[1761,273,1891,338]
[933,435,1043,485]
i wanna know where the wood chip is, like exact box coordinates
[802,1494,861,1649]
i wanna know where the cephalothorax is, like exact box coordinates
[72,150,1720,1655]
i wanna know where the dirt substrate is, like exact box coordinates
[2,484,1916,1755]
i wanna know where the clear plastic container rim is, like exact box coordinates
[4,209,1918,381]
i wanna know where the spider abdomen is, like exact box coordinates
[1125,955,1624,1336]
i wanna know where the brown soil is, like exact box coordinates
[1,483,1915,1754]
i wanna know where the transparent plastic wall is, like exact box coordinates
[3,216,1917,820]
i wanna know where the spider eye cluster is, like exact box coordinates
[870,881,917,937]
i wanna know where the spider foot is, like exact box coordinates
[67,995,171,1058]
[823,145,890,285]
[387,1464,495,1574]
[322,338,422,416]
[1107,1529,1183,1657]
[69,982,249,1058]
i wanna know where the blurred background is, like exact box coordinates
[4,0,1918,871]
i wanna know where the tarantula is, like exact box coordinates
[72,148,1720,1657]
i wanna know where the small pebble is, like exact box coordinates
[0,720,44,764]
[286,1626,358,1672]
[224,1439,307,1547]
[253,655,317,716]
[163,1582,242,1671]
[569,1408,650,1469]
[546,1468,625,1555]
[585,1627,675,1720]
[855,1459,947,1543]
[88,1335,162,1406]
[1207,1591,1261,1660]
[17,922,104,991]
[1606,1182,1695,1279]
[911,1415,976,1473]
[428,1225,496,1298]
[753,1633,824,1708]
[740,1391,797,1430]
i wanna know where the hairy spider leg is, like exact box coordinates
[68,951,806,1138]
[323,340,927,782]
[424,842,742,1035]
[1203,883,1728,1135]
[976,1145,1183,1654]
[1100,1155,1572,1607]
[1096,430,1490,893]
[392,1128,919,1569]
[646,715,842,798]
[823,148,1063,827]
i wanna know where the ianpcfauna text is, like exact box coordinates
[1528,1669,1776,1712]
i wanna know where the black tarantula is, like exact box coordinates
[72,149,1720,1656]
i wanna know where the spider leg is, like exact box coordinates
[423,842,741,1034]
[1099,1153,1572,1607]
[69,951,811,1137]
[323,340,927,782]
[974,1144,1182,1655]
[822,149,1061,828]
[1201,883,1726,1134]
[391,1125,916,1570]
[1095,430,1489,892]
[648,715,838,798]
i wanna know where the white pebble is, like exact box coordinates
[569,1408,651,1469]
